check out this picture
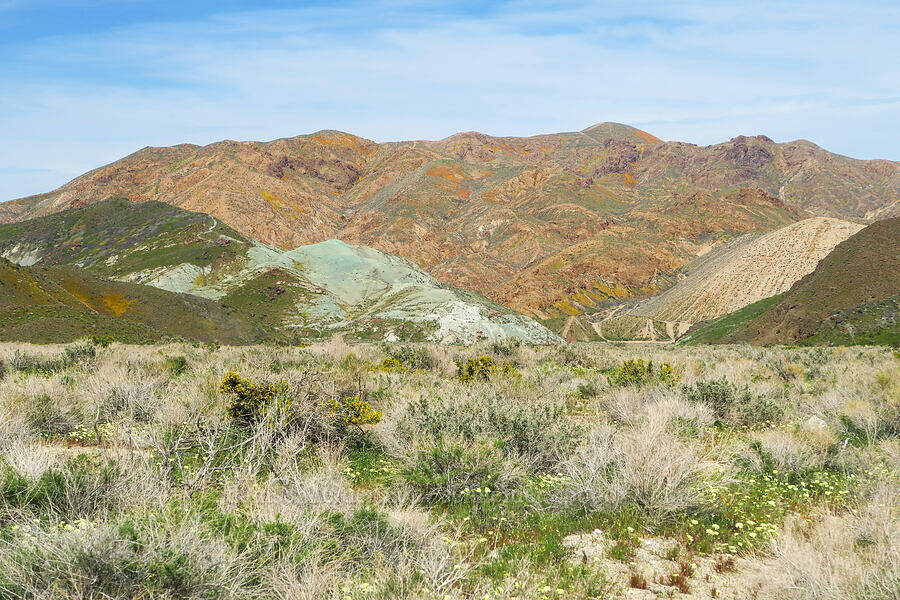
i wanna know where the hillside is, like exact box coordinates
[4,123,895,319]
[0,258,266,344]
[0,199,559,344]
[684,217,900,346]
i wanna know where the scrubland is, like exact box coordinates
[0,339,898,599]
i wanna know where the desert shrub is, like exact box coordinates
[90,334,116,347]
[322,396,382,428]
[490,338,521,358]
[164,355,188,376]
[63,341,96,364]
[24,393,83,437]
[0,516,242,600]
[749,430,822,474]
[0,455,123,521]
[576,380,600,399]
[0,360,7,382]
[552,344,594,368]
[383,345,434,370]
[749,485,900,600]
[9,342,96,376]
[548,421,716,521]
[219,372,288,426]
[607,359,680,387]
[392,393,579,472]
[455,356,497,382]
[683,378,783,427]
[454,356,520,382]
[103,380,162,423]
[401,438,526,504]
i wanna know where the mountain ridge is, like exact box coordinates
[1,122,895,322]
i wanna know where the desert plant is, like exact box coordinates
[164,355,188,376]
[391,392,578,473]
[90,334,116,347]
[401,437,526,503]
[322,395,382,428]
[683,378,783,427]
[607,358,680,387]
[548,421,717,521]
[383,345,434,370]
[218,371,288,426]
[455,356,498,382]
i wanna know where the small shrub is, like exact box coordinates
[575,381,599,399]
[607,359,680,387]
[25,393,83,437]
[393,393,579,473]
[322,395,382,427]
[454,356,520,382]
[383,345,434,370]
[163,355,188,376]
[218,372,287,426]
[455,356,497,382]
[683,378,782,427]
[490,338,521,358]
[548,422,715,521]
[402,438,524,503]
[379,357,407,372]
[63,341,96,365]
[90,334,115,347]
[0,455,122,520]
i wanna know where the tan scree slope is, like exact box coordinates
[627,217,864,324]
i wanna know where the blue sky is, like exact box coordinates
[0,0,897,201]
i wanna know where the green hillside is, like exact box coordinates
[0,258,267,344]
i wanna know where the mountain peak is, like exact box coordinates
[581,122,662,144]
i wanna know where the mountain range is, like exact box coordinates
[1,122,898,345]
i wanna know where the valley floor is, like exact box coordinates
[0,340,898,599]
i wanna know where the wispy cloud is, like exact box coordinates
[0,0,897,201]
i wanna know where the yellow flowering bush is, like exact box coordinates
[218,371,288,425]
[455,355,520,382]
[606,358,680,387]
[323,395,382,427]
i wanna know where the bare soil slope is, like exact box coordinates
[685,217,900,345]
[627,217,864,324]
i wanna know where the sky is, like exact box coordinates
[0,0,898,202]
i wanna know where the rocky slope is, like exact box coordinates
[3,123,895,320]
[0,199,558,344]
[609,217,864,335]
[683,217,900,346]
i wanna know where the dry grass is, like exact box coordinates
[0,340,897,599]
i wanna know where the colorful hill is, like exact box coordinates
[683,217,900,346]
[0,199,559,344]
[0,257,266,344]
[3,123,895,322]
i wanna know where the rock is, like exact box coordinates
[802,415,829,433]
